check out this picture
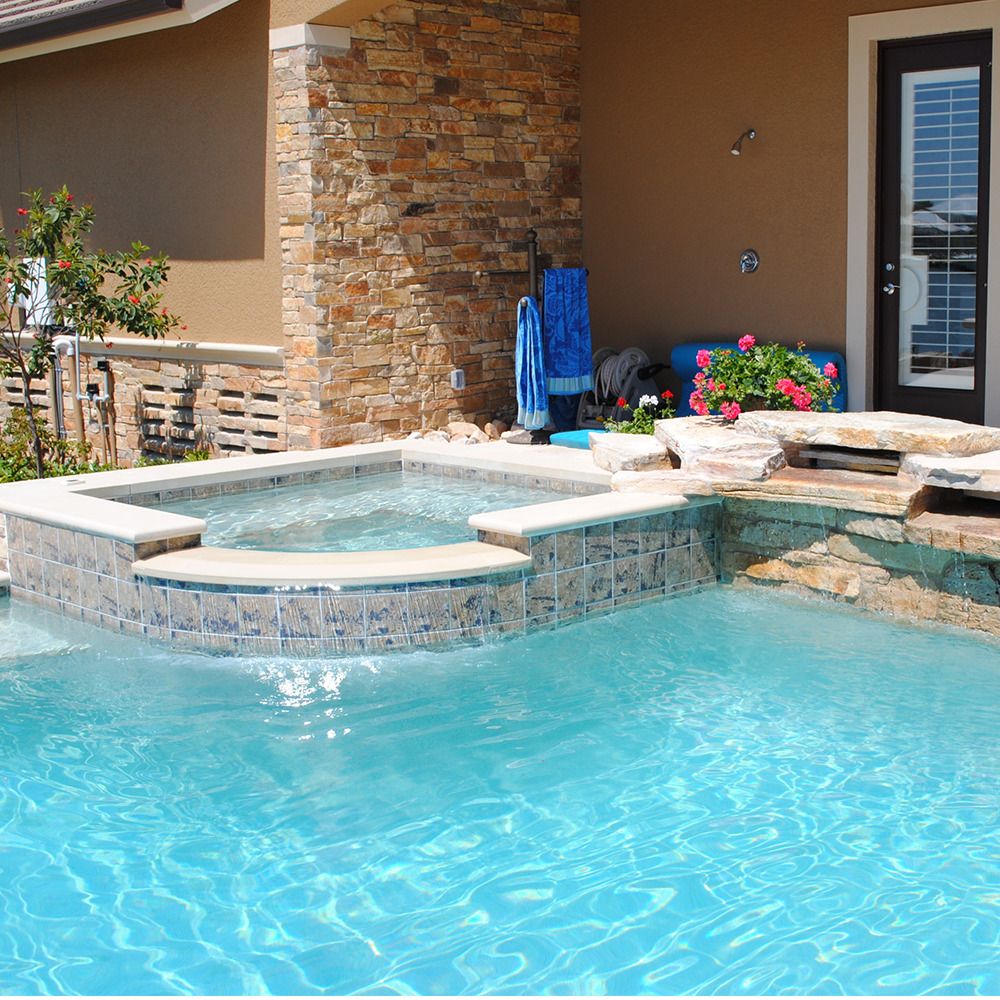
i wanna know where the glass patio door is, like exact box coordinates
[876,33,991,423]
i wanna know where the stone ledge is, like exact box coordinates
[711,467,934,517]
[737,410,1000,457]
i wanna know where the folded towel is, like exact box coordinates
[516,296,550,430]
[543,268,595,395]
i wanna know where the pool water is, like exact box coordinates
[3,588,1000,994]
[151,471,569,551]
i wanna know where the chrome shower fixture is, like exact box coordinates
[731,129,755,155]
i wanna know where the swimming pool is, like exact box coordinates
[149,470,571,551]
[3,587,1000,994]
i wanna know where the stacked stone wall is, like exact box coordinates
[1,355,288,465]
[276,0,582,448]
[721,497,1000,636]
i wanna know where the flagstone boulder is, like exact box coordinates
[653,416,786,481]
[736,410,1000,457]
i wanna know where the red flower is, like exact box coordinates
[16,208,27,216]
[58,261,72,269]
[128,295,139,303]
[181,324,187,330]
[616,396,628,408]
[662,390,673,399]
[67,195,74,201]
[145,258,152,264]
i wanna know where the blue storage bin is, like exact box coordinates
[670,342,847,416]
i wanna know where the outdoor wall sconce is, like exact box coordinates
[731,129,755,155]
[740,249,760,273]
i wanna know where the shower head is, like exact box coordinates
[731,129,756,155]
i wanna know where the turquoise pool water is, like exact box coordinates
[2,588,1000,994]
[151,471,567,551]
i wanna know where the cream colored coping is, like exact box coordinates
[132,541,533,587]
[0,439,612,545]
[6,331,284,368]
[469,492,698,537]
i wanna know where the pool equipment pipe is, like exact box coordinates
[731,129,755,155]
[52,336,85,444]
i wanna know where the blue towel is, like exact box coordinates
[516,296,550,430]
[543,268,594,395]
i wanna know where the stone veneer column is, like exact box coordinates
[275,0,582,448]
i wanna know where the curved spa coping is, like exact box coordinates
[131,541,534,588]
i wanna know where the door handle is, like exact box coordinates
[883,283,900,294]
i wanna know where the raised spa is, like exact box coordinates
[149,469,570,551]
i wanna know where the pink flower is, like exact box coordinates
[720,401,741,420]
[792,387,812,411]
[738,334,755,352]
[824,362,838,379]
[717,382,725,392]
[689,389,709,416]
[696,349,712,369]
[776,378,796,395]
[694,371,706,384]
[706,378,716,392]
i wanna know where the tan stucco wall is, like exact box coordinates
[270,0,394,28]
[0,0,282,346]
[581,0,974,377]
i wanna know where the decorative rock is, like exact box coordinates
[407,430,424,440]
[714,466,933,517]
[447,421,483,439]
[611,470,717,497]
[736,410,1000,457]
[590,432,671,474]
[450,434,472,446]
[655,416,785,481]
[494,420,509,435]
[902,449,1000,494]
[484,422,501,441]
[424,430,451,444]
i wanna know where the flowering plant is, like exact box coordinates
[603,391,675,434]
[689,336,840,421]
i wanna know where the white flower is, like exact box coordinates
[638,394,659,409]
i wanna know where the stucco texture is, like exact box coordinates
[0,0,282,346]
[580,0,973,378]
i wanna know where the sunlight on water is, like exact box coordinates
[2,589,1000,994]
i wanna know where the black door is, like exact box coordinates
[876,33,991,423]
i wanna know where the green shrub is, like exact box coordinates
[0,408,109,482]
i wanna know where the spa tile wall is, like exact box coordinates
[118,458,607,509]
[3,501,720,655]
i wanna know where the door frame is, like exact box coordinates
[847,0,1000,422]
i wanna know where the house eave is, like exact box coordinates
[0,0,239,63]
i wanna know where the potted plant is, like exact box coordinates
[688,336,840,420]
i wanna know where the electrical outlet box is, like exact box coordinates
[450,369,466,390]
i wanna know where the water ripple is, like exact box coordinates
[2,590,1000,992]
